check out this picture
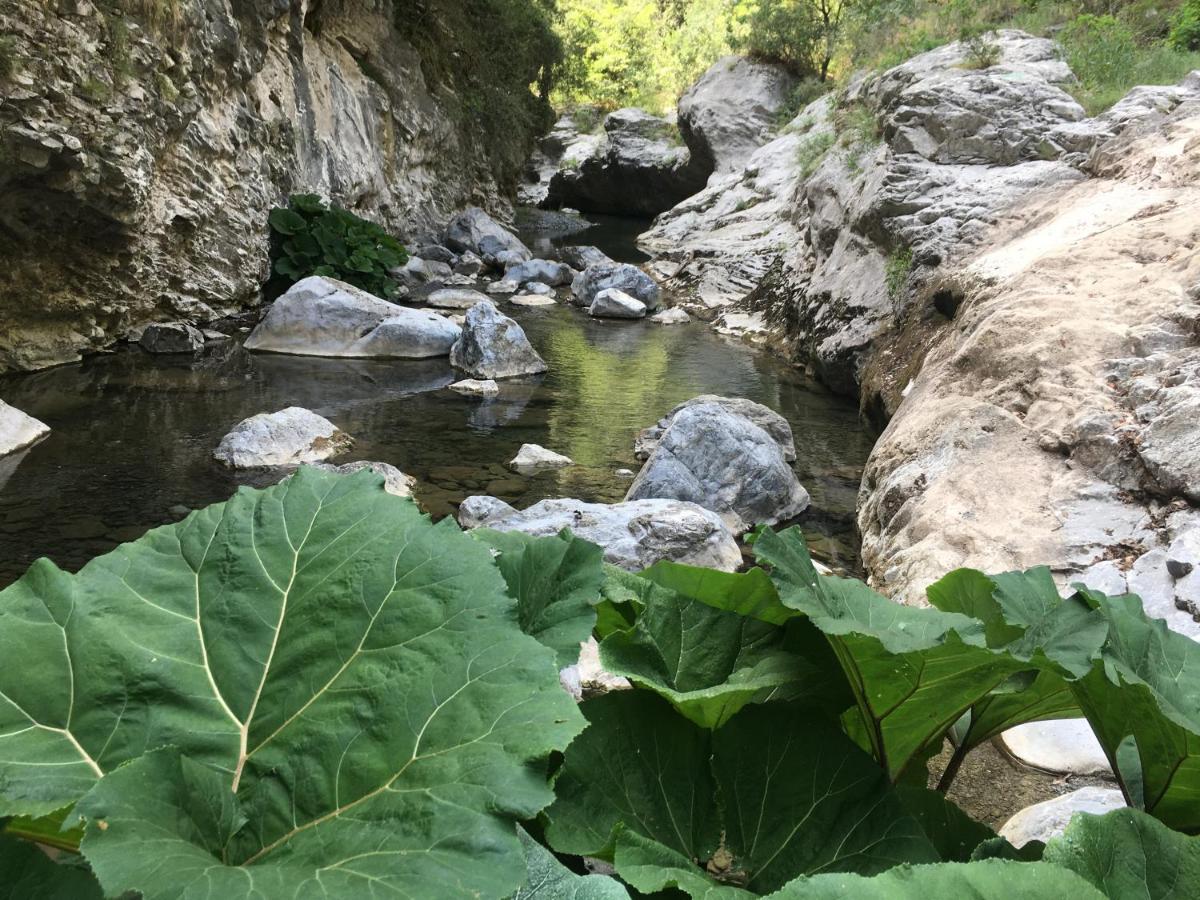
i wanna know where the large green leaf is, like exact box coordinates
[895,786,996,863]
[1043,807,1200,899]
[0,467,584,898]
[544,692,937,897]
[764,860,1105,899]
[0,834,103,899]
[474,529,605,667]
[514,827,631,899]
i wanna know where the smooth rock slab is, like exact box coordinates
[651,307,690,324]
[450,378,500,397]
[999,787,1125,848]
[1000,720,1112,776]
[510,293,558,307]
[450,300,548,379]
[311,460,415,498]
[510,443,573,471]
[0,401,50,457]
[244,276,460,358]
[463,496,742,572]
[589,288,646,319]
[627,402,808,532]
[636,394,797,462]
[425,288,491,310]
[214,407,352,468]
[139,322,205,354]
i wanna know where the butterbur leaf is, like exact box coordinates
[895,786,996,863]
[267,207,307,235]
[612,830,756,899]
[3,805,85,853]
[969,837,1045,862]
[763,860,1105,899]
[0,467,583,898]
[545,692,937,897]
[0,833,103,899]
[1043,807,1200,899]
[288,193,326,215]
[474,529,605,667]
[514,827,631,899]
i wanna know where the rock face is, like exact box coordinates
[244,277,459,358]
[311,461,415,498]
[589,289,646,319]
[999,787,1125,848]
[678,56,799,175]
[572,263,661,310]
[626,402,810,532]
[635,395,797,462]
[138,322,204,354]
[0,401,50,457]
[450,300,548,379]
[509,444,573,470]
[544,108,709,217]
[0,2,529,373]
[214,407,352,468]
[518,110,605,207]
[463,497,743,572]
[443,207,532,269]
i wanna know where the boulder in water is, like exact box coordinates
[139,322,205,354]
[449,378,500,397]
[510,293,557,307]
[0,401,50,457]
[244,276,460,358]
[214,407,352,468]
[425,288,491,310]
[589,288,646,319]
[651,307,690,325]
[558,245,613,270]
[461,496,742,572]
[443,207,532,267]
[450,299,548,379]
[510,443,573,470]
[636,395,797,461]
[505,258,574,286]
[571,262,661,310]
[453,251,485,276]
[487,279,520,295]
[522,282,554,296]
[626,402,809,531]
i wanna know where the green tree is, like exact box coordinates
[731,0,857,80]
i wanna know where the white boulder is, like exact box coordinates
[0,401,50,457]
[651,307,690,324]
[450,378,500,397]
[589,288,647,319]
[214,407,352,468]
[425,288,491,310]
[510,443,573,471]
[999,787,1126,848]
[510,293,558,307]
[311,460,416,498]
[1000,720,1112,776]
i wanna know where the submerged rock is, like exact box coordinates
[626,402,809,532]
[571,262,661,310]
[244,277,460,358]
[0,401,50,457]
[999,787,1125,848]
[636,395,797,462]
[510,443,573,471]
[589,289,646,319]
[463,496,742,572]
[139,322,205,354]
[214,407,352,468]
[450,300,547,379]
[311,460,415,498]
[443,207,532,268]
[450,378,500,397]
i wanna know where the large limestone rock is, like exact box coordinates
[636,395,797,462]
[138,322,205,354]
[443,207,532,268]
[0,401,50,457]
[589,289,646,319]
[0,2,525,374]
[461,497,743,572]
[450,300,547,379]
[999,787,1125,848]
[518,110,604,207]
[626,402,810,532]
[1000,720,1112,776]
[214,407,352,468]
[678,55,799,175]
[544,108,709,217]
[245,277,459,358]
[571,262,661,310]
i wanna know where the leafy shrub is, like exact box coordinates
[267,193,407,299]
[1170,0,1200,49]
[731,0,856,81]
[886,246,913,298]
[795,128,835,177]
[961,29,1003,68]
[5,475,1200,896]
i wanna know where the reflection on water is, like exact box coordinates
[0,304,874,586]
[520,212,652,264]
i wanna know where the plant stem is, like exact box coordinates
[936,740,970,794]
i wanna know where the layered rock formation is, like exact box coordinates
[0,0,527,372]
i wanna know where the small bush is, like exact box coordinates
[796,129,835,178]
[1170,0,1200,50]
[79,77,113,103]
[267,194,408,299]
[960,29,1002,69]
[886,247,913,299]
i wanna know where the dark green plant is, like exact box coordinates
[732,0,860,80]
[795,128,835,178]
[1170,0,1200,50]
[961,28,1002,69]
[267,193,408,299]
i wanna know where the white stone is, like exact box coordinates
[510,443,573,471]
[559,637,631,701]
[214,407,352,468]
[0,401,50,457]
[486,279,520,295]
[425,288,491,310]
[651,307,690,324]
[510,293,557,307]
[589,288,647,319]
[1000,720,1113,776]
[457,495,518,529]
[523,281,554,296]
[999,787,1126,848]
[450,378,500,397]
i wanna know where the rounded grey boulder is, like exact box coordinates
[450,299,548,379]
[505,258,574,286]
[589,288,646,319]
[571,262,661,310]
[636,395,797,461]
[443,207,532,267]
[139,322,205,354]
[214,407,352,468]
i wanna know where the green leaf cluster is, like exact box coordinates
[267,193,408,299]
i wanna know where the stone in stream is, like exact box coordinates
[425,288,491,310]
[245,277,460,358]
[522,281,555,296]
[487,279,520,295]
[138,322,205,354]
[999,720,1112,776]
[459,496,742,572]
[626,402,809,532]
[999,787,1126,848]
[589,288,647,319]
[214,407,352,468]
[443,206,532,268]
[393,256,452,288]
[636,395,797,462]
[651,307,690,325]
[0,401,50,457]
[510,293,557,307]
[572,261,661,310]
[558,245,613,271]
[311,460,416,498]
[450,378,500,397]
[453,251,484,276]
[505,258,574,287]
[450,299,547,379]
[510,443,573,471]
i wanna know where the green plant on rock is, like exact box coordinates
[887,246,914,299]
[960,28,1002,69]
[267,193,408,299]
[795,128,835,178]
